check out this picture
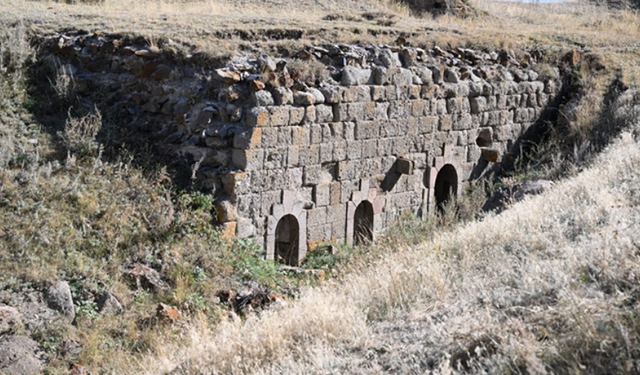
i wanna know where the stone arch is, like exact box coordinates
[424,144,462,215]
[353,200,374,245]
[275,214,300,265]
[434,164,458,211]
[266,190,307,265]
[347,179,385,246]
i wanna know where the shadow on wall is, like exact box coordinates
[27,34,227,190]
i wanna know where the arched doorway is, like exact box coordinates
[353,201,374,245]
[434,164,458,212]
[275,214,300,266]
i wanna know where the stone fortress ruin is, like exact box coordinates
[44,33,561,265]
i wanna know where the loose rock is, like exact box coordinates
[126,264,170,292]
[96,291,123,316]
[46,281,75,323]
[213,68,241,84]
[69,363,91,375]
[0,336,44,375]
[156,303,182,323]
[0,305,21,334]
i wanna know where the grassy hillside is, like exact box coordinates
[1,0,640,373]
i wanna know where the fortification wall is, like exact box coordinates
[42,32,561,265]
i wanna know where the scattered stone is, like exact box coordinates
[216,283,285,313]
[257,53,276,73]
[248,79,265,91]
[69,363,91,375]
[96,291,123,316]
[125,264,170,292]
[0,306,21,334]
[215,289,235,304]
[156,303,182,323]
[0,336,44,375]
[46,281,75,323]
[213,68,241,84]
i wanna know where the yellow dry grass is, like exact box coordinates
[1,0,639,70]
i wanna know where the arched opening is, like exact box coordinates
[275,214,299,266]
[354,201,374,245]
[434,164,458,212]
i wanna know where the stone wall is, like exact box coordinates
[228,62,557,264]
[42,32,562,265]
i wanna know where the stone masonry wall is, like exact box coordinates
[227,60,558,263]
[43,32,561,265]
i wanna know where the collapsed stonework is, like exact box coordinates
[401,0,470,16]
[42,33,561,265]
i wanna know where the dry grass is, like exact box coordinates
[1,0,639,72]
[119,89,640,374]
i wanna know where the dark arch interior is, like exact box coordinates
[354,201,374,245]
[275,214,299,266]
[434,164,458,212]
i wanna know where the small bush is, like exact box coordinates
[58,107,102,156]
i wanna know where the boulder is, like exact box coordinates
[46,281,75,323]
[156,303,182,323]
[96,291,123,316]
[0,306,21,334]
[0,336,44,375]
